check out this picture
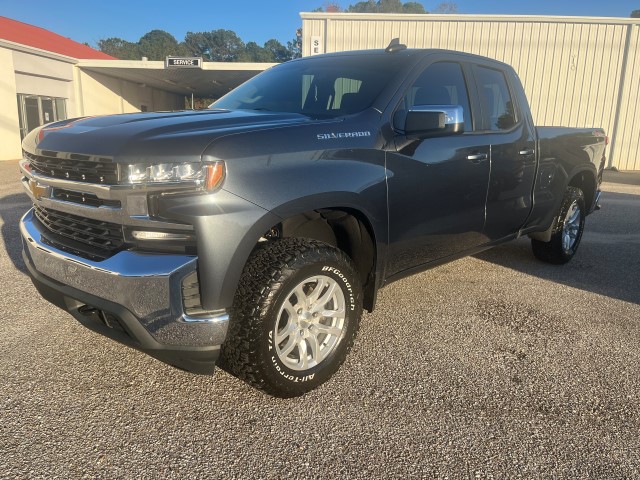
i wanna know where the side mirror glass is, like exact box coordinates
[404,105,465,138]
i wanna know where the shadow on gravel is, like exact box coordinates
[476,189,640,306]
[1,192,31,274]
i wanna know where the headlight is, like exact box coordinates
[121,161,224,191]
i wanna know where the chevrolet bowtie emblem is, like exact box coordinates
[28,179,49,200]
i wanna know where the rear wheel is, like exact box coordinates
[532,186,585,264]
[220,238,362,397]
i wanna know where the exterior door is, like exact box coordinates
[386,61,491,277]
[472,65,536,240]
[17,95,67,139]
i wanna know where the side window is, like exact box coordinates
[475,67,517,131]
[404,62,473,132]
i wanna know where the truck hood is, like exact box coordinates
[25,109,316,164]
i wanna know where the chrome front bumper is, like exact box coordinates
[21,209,229,373]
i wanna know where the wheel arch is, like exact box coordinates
[567,167,597,213]
[268,206,380,312]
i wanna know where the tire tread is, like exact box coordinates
[219,237,361,397]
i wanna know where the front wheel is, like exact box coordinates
[532,186,586,264]
[220,238,363,397]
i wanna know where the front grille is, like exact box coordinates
[33,205,125,254]
[25,150,118,184]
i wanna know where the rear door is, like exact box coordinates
[471,64,537,241]
[386,58,491,276]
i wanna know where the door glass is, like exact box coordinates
[41,98,55,124]
[17,97,25,137]
[24,97,41,133]
[403,62,473,132]
[475,67,516,131]
[55,98,66,121]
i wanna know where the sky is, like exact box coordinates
[1,0,636,47]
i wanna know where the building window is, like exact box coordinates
[17,95,67,139]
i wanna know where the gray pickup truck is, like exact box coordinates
[19,43,606,397]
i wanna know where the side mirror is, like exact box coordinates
[404,105,465,137]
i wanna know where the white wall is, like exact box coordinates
[0,46,27,160]
[77,69,182,116]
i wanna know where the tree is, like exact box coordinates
[264,39,291,63]
[399,2,427,13]
[631,10,640,17]
[184,29,245,61]
[98,31,186,60]
[313,1,342,11]
[346,0,427,13]
[287,28,303,60]
[237,42,275,62]
[432,2,458,13]
[99,28,297,64]
[139,30,187,60]
[97,37,140,60]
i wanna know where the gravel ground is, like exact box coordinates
[1,160,639,479]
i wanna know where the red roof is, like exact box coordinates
[0,16,115,60]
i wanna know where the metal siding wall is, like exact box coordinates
[614,25,640,170]
[302,15,639,170]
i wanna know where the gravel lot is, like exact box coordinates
[1,160,639,478]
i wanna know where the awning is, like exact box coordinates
[76,59,277,98]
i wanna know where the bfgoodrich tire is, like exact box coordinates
[220,238,363,398]
[532,186,586,264]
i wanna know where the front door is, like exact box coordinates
[386,61,491,277]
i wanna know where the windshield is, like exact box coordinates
[211,54,410,118]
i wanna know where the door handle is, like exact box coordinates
[467,153,488,163]
[519,149,535,156]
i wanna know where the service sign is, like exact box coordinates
[165,57,203,69]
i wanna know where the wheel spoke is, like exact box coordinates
[307,334,320,364]
[279,336,297,357]
[312,282,338,312]
[297,338,309,369]
[276,303,298,343]
[276,322,295,343]
[321,307,345,318]
[314,323,342,337]
[294,284,308,308]
[306,277,326,305]
[568,208,580,225]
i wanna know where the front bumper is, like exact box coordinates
[21,209,229,374]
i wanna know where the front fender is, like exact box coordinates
[157,189,280,311]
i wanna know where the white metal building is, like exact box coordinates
[301,13,640,170]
